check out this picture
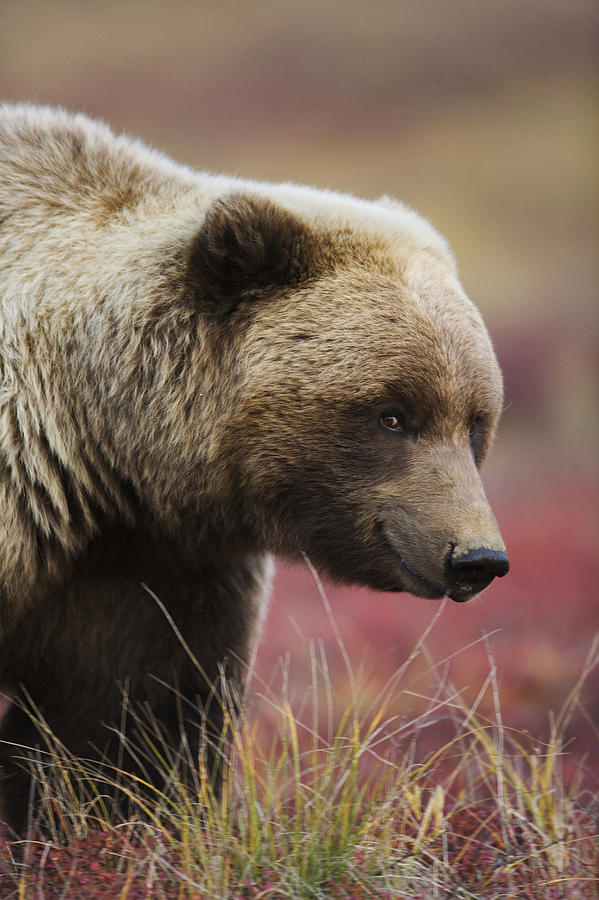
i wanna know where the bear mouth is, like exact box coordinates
[373,520,444,598]
[376,521,480,602]
[375,521,487,603]
[395,552,447,599]
[396,553,484,603]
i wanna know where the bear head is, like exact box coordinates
[188,192,508,604]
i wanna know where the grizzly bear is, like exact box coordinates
[0,104,508,834]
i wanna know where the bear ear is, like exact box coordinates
[189,192,318,315]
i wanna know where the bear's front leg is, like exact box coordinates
[0,533,270,835]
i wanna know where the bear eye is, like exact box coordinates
[379,412,406,434]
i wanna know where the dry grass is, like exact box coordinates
[1,599,597,899]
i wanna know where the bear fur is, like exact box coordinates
[0,105,508,833]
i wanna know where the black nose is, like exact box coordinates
[450,547,510,581]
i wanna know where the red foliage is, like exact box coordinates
[435,805,595,898]
[0,830,182,899]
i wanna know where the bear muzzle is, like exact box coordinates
[386,535,509,603]
[391,444,509,602]
[375,462,509,602]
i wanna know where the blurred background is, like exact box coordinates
[2,1,597,778]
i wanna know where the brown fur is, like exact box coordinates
[0,105,507,833]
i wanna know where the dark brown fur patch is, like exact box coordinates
[189,193,330,315]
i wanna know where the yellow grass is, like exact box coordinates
[2,615,597,898]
